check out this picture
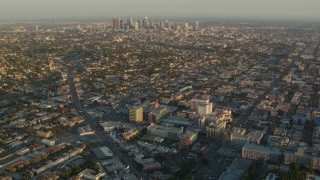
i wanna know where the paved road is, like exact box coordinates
[234,69,289,126]
[192,142,233,180]
[67,66,148,180]
[234,45,309,127]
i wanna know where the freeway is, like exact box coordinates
[66,67,148,180]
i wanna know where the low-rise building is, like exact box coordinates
[34,131,52,138]
[16,147,30,155]
[177,110,197,120]
[224,127,248,149]
[242,143,282,162]
[123,129,140,140]
[219,158,253,180]
[41,139,55,146]
[78,125,95,136]
[206,120,226,140]
[78,169,106,180]
[147,106,168,122]
[247,130,264,144]
[140,158,161,171]
[93,146,114,159]
[284,147,320,170]
[101,157,124,172]
[147,123,183,140]
[179,129,198,147]
[268,136,289,148]
[313,126,320,144]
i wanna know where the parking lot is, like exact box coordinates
[193,142,235,180]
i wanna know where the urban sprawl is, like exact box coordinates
[0,16,320,180]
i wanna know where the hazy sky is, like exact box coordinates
[0,0,319,21]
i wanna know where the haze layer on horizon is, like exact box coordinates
[0,0,319,21]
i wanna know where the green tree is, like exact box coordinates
[201,157,209,165]
[137,163,143,170]
[72,165,82,174]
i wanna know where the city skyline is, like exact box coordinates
[1,1,320,179]
[0,0,320,21]
[1,21,319,179]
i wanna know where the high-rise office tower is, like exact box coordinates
[127,15,133,26]
[112,18,116,30]
[143,17,149,27]
[134,22,139,31]
[165,20,169,29]
[184,23,189,31]
[120,19,124,29]
[149,19,153,27]
[174,23,178,31]
[195,21,200,31]
[159,22,163,30]
[138,20,142,29]
[35,25,39,32]
[113,18,121,30]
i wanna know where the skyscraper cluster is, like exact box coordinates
[112,16,200,32]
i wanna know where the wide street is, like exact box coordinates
[234,45,308,126]
[67,66,148,179]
